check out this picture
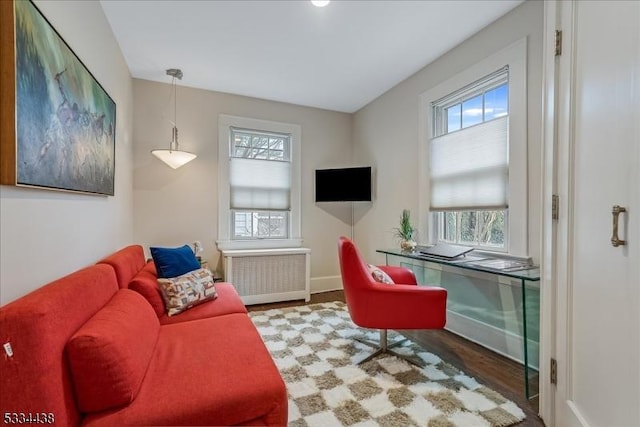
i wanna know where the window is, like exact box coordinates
[230,128,291,240]
[233,211,287,239]
[439,210,508,249]
[431,68,509,251]
[218,115,302,250]
[419,38,527,257]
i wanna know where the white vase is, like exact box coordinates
[400,239,417,252]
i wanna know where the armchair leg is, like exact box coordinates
[354,330,424,368]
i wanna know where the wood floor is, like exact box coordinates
[247,290,545,427]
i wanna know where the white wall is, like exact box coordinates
[132,79,352,293]
[0,1,134,304]
[352,0,543,263]
[0,0,543,305]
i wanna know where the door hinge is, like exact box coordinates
[555,30,562,56]
[550,358,558,385]
[552,194,560,220]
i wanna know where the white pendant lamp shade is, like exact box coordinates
[151,68,196,169]
[151,147,197,170]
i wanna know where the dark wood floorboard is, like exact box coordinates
[247,290,544,427]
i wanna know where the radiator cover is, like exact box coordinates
[222,248,311,305]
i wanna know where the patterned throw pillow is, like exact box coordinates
[157,268,218,316]
[367,264,395,285]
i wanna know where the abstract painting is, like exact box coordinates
[10,0,116,195]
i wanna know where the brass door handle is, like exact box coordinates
[611,205,627,247]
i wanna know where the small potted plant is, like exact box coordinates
[394,209,417,252]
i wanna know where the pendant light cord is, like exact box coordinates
[163,68,184,152]
[171,75,178,150]
[173,76,177,132]
[151,67,195,169]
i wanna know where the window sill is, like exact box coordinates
[220,247,310,257]
[216,238,303,251]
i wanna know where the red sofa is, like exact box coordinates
[99,245,249,324]
[0,245,287,426]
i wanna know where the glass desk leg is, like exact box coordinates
[521,277,530,399]
[521,277,540,400]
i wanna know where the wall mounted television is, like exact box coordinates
[315,166,372,202]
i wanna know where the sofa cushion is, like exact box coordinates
[82,314,287,427]
[150,244,200,278]
[66,289,159,413]
[157,268,218,316]
[159,282,247,324]
[129,261,165,317]
[97,245,146,288]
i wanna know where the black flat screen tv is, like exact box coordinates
[315,167,372,202]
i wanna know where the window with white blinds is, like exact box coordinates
[418,38,528,256]
[218,115,302,250]
[430,68,509,211]
[230,128,291,211]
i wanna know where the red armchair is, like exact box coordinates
[338,236,447,366]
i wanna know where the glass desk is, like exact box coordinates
[377,248,540,400]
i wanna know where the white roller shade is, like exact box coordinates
[429,116,508,211]
[230,158,291,210]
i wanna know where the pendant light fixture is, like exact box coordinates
[151,68,196,169]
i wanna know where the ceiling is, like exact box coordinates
[100,0,523,113]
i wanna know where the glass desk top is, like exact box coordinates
[377,248,540,282]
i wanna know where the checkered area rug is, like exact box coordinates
[249,301,526,427]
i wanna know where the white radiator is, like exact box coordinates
[221,248,311,305]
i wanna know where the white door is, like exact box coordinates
[552,1,640,426]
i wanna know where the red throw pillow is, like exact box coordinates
[66,289,159,413]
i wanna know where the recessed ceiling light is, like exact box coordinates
[311,0,330,7]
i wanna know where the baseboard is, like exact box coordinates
[565,401,593,427]
[445,309,540,370]
[240,290,308,305]
[310,275,343,294]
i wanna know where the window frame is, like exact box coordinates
[432,68,510,252]
[217,115,302,250]
[418,38,528,257]
[433,68,509,136]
